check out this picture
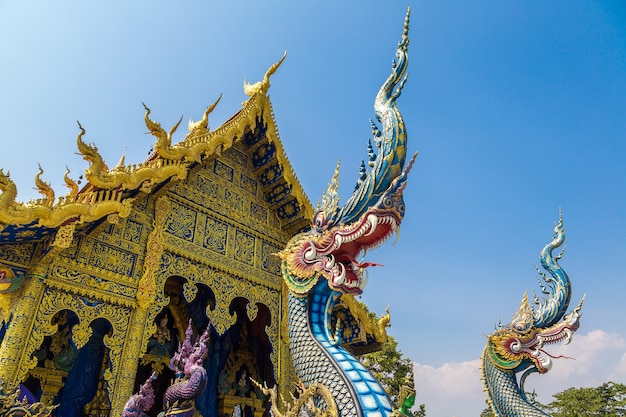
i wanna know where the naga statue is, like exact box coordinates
[124,321,211,417]
[277,8,414,417]
[481,213,585,417]
[121,374,156,417]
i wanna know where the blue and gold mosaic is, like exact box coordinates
[239,174,257,196]
[197,175,219,199]
[166,201,197,242]
[259,164,283,188]
[203,217,228,255]
[213,159,234,182]
[234,229,255,266]
[277,200,300,220]
[267,182,291,205]
[252,143,276,169]
[88,241,136,277]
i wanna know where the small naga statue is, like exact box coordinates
[124,320,212,417]
[481,213,585,417]
[121,373,156,417]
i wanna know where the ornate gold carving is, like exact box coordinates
[182,281,197,303]
[169,172,288,244]
[253,380,339,417]
[14,288,130,408]
[109,307,148,417]
[63,166,79,196]
[51,223,76,250]
[146,252,280,372]
[28,366,68,406]
[34,164,55,205]
[165,200,196,242]
[89,241,136,277]
[76,123,188,191]
[140,353,170,375]
[234,229,255,266]
[47,264,136,305]
[137,196,170,308]
[246,303,258,322]
[146,95,222,162]
[243,52,286,97]
[0,243,35,267]
[0,169,134,229]
[0,277,45,384]
[0,378,56,416]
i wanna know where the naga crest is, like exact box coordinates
[279,9,414,295]
[485,213,584,375]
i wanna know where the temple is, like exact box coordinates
[0,55,388,417]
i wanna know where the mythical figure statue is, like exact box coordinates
[124,321,211,417]
[121,373,156,417]
[481,213,584,417]
[277,8,414,417]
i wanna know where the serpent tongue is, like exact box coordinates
[343,253,383,268]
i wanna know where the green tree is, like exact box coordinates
[545,382,626,417]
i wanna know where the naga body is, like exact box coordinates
[481,214,584,417]
[278,9,414,417]
[123,321,211,417]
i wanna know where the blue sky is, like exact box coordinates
[1,2,625,416]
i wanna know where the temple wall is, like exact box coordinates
[0,140,296,416]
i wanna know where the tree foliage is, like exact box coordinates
[544,382,626,417]
[480,382,626,417]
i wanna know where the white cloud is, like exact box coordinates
[411,329,626,417]
[413,359,486,417]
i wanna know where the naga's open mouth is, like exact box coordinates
[495,306,582,373]
[303,209,401,293]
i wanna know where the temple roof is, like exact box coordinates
[0,55,313,244]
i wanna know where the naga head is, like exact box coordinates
[169,319,196,375]
[278,8,413,296]
[143,102,183,150]
[486,214,584,374]
[136,373,156,411]
[183,322,211,377]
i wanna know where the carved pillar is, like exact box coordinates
[0,275,45,384]
[109,306,148,416]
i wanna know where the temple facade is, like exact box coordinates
[0,58,385,417]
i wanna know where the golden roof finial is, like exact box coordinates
[34,163,55,203]
[188,93,222,134]
[243,51,287,97]
[63,166,79,196]
[113,149,127,172]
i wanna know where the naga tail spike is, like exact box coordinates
[532,212,572,328]
[322,7,411,228]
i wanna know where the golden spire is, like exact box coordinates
[34,163,55,204]
[243,51,287,97]
[63,166,79,196]
[188,93,222,134]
